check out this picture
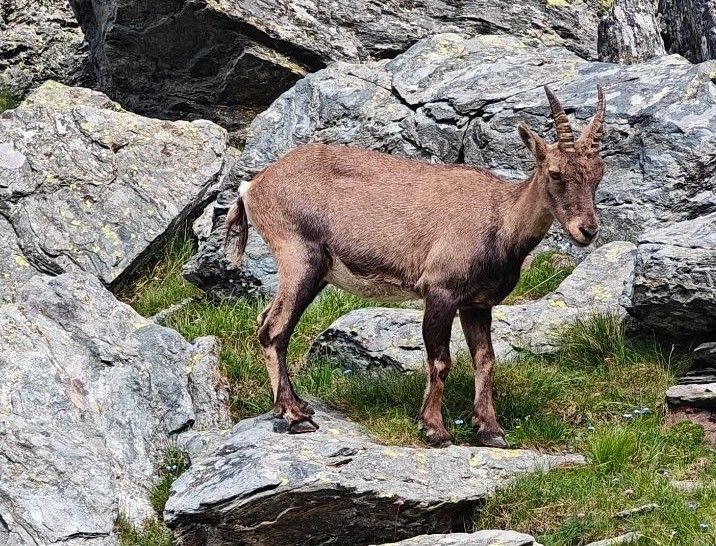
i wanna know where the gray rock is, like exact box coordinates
[0,0,92,98]
[379,530,543,546]
[69,0,603,137]
[0,272,230,545]
[584,533,640,546]
[598,0,666,63]
[186,33,716,298]
[666,342,716,410]
[628,213,716,337]
[658,0,716,63]
[164,401,581,546]
[308,242,636,373]
[0,81,231,302]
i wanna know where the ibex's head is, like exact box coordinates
[518,86,606,246]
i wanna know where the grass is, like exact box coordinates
[0,90,20,112]
[504,251,574,304]
[118,233,715,545]
[116,515,174,546]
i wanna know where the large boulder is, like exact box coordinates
[627,213,716,337]
[164,402,581,546]
[0,0,91,97]
[308,241,636,373]
[598,0,666,63]
[69,0,603,137]
[0,272,231,545]
[185,33,716,299]
[658,0,716,63]
[0,81,232,302]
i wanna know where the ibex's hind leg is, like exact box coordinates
[258,240,328,433]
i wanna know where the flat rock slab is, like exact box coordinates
[308,242,636,373]
[165,403,581,546]
[186,32,716,299]
[628,213,716,337]
[0,81,231,302]
[0,272,230,545]
[379,530,542,545]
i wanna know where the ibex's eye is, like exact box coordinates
[549,170,562,181]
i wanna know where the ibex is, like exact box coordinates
[226,86,606,448]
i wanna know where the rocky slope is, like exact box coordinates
[0,82,232,301]
[184,32,716,299]
[68,0,604,136]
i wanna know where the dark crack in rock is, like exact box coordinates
[659,0,716,63]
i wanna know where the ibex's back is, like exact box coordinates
[233,144,525,304]
[224,85,606,446]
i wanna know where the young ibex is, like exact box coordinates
[226,86,606,447]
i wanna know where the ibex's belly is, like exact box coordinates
[324,257,419,303]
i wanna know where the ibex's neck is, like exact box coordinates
[503,172,554,257]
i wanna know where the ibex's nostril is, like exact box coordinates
[579,225,598,240]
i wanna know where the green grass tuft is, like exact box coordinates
[504,252,574,304]
[116,515,174,546]
[149,447,188,515]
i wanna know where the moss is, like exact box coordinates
[0,90,20,112]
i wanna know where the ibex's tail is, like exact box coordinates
[224,198,249,265]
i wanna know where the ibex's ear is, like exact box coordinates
[518,122,547,162]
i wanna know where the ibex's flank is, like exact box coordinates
[226,86,606,447]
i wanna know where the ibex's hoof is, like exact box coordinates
[288,418,319,434]
[476,429,509,449]
[419,421,453,448]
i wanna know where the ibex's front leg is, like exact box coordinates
[419,288,458,447]
[459,307,507,448]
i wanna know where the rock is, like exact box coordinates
[69,0,603,137]
[598,0,665,63]
[628,213,716,337]
[658,0,716,63]
[584,533,641,546]
[666,343,716,410]
[0,81,232,302]
[164,401,581,546]
[0,272,231,545]
[614,503,659,519]
[379,530,543,546]
[308,242,636,373]
[0,0,92,97]
[186,33,716,298]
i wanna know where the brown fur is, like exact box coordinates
[225,86,607,445]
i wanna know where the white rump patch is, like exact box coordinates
[238,179,252,197]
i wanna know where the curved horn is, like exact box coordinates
[579,85,606,152]
[544,85,575,152]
